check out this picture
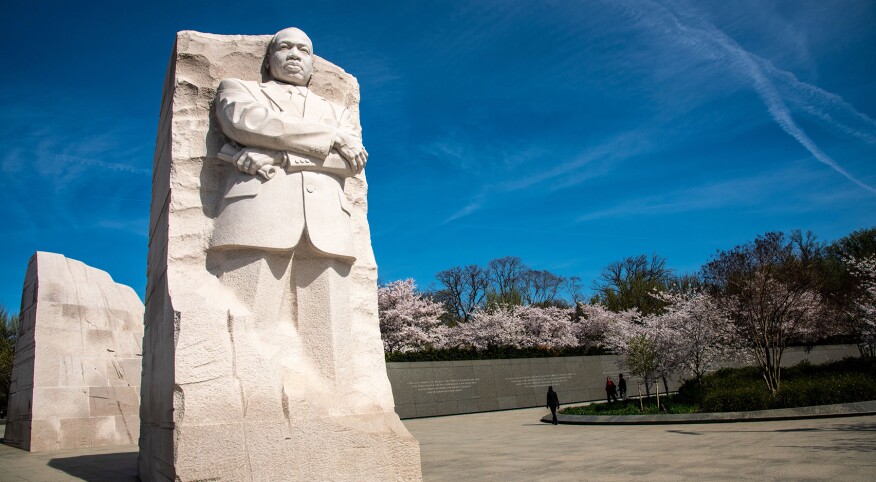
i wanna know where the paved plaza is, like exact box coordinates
[406,408,876,481]
[1,409,875,481]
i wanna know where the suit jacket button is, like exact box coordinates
[306,186,314,193]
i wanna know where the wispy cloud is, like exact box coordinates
[54,154,151,175]
[440,130,652,223]
[444,197,485,224]
[498,131,652,193]
[614,0,876,194]
[576,161,840,223]
[0,92,152,237]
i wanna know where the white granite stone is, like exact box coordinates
[3,252,144,452]
[139,29,421,481]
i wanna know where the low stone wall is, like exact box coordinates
[386,344,860,419]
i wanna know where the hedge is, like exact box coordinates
[677,357,876,412]
[385,345,606,362]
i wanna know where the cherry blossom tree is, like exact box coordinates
[514,305,577,349]
[378,279,447,353]
[704,231,828,394]
[445,304,576,350]
[623,334,661,397]
[846,256,876,357]
[571,303,639,350]
[654,291,735,385]
[606,311,678,398]
[571,302,667,397]
[588,291,733,396]
[444,305,521,350]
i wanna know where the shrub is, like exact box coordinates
[677,357,876,412]
[700,385,772,412]
[561,396,698,416]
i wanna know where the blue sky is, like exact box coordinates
[1,0,875,309]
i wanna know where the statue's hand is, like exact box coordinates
[233,148,282,176]
[332,133,368,174]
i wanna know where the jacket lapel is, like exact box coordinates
[259,81,304,116]
[259,81,329,123]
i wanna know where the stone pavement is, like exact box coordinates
[545,400,876,425]
[2,410,876,481]
[0,436,138,481]
[406,408,876,481]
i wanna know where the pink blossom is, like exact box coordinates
[378,279,447,353]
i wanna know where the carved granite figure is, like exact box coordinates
[209,26,372,398]
[211,27,367,255]
[138,28,421,481]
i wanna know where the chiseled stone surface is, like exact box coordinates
[140,30,421,481]
[3,252,144,452]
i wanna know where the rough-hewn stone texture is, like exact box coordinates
[139,31,421,481]
[3,252,144,452]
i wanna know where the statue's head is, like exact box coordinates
[266,28,314,86]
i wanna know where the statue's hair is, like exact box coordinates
[267,27,311,52]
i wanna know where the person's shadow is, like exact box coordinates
[48,452,139,481]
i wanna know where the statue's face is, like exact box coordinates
[268,28,314,86]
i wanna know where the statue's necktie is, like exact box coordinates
[289,87,306,115]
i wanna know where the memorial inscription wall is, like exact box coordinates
[386,344,860,419]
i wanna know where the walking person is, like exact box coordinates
[618,373,627,400]
[546,386,560,425]
[605,377,618,403]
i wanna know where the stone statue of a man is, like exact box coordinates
[212,27,367,255]
[139,28,421,481]
[210,27,368,390]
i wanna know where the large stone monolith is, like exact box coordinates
[138,30,422,481]
[4,252,144,451]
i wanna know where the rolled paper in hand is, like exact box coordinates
[217,143,276,180]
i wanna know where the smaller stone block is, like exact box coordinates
[3,252,145,451]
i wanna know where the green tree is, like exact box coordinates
[593,254,672,315]
[1,305,20,415]
[624,334,660,398]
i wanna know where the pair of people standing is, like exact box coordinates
[606,374,627,403]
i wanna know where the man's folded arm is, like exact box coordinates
[216,78,336,159]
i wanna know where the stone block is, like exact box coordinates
[88,386,140,417]
[32,387,90,419]
[3,252,144,451]
[58,415,134,448]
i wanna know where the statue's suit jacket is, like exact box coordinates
[211,78,357,260]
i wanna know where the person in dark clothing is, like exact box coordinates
[605,377,619,403]
[618,373,627,400]
[546,386,560,425]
